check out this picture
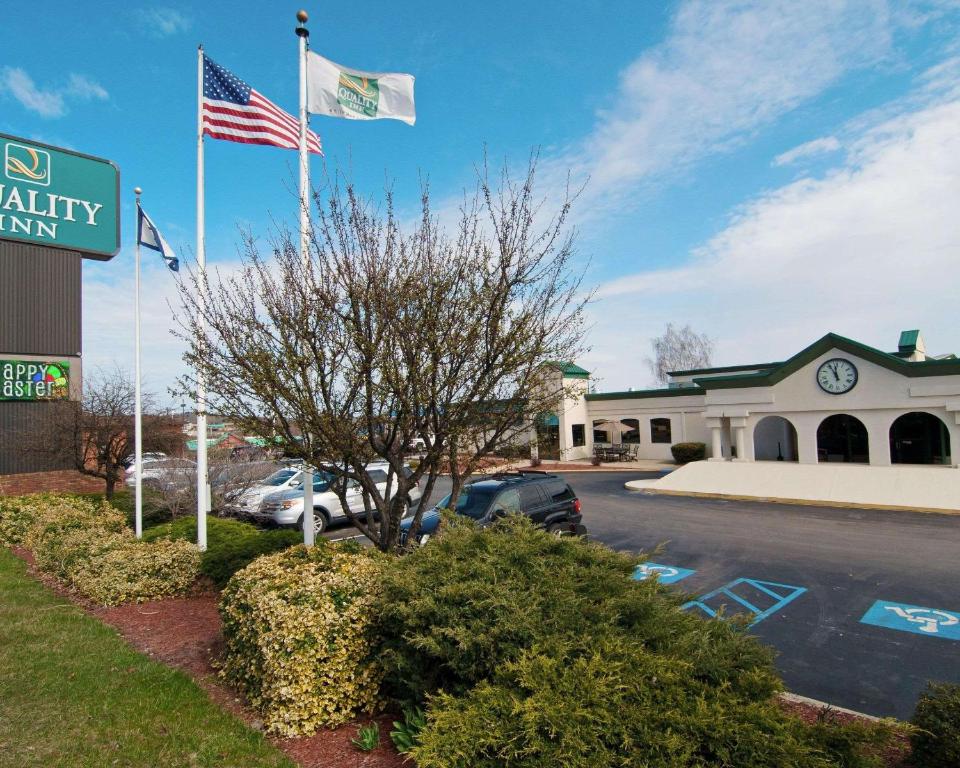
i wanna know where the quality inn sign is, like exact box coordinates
[0,133,119,260]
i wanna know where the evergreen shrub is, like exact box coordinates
[144,515,301,587]
[218,541,384,737]
[911,682,960,767]
[671,441,706,463]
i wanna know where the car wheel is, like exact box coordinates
[300,509,328,535]
[548,523,574,537]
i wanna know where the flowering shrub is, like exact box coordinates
[3,493,200,605]
[219,541,384,737]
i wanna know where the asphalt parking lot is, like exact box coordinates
[323,469,960,719]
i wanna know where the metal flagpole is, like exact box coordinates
[196,44,209,551]
[133,187,144,539]
[296,10,314,547]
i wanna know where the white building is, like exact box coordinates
[545,330,958,470]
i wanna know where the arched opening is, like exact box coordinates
[753,416,799,461]
[817,414,869,463]
[890,412,952,465]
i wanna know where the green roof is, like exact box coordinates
[585,386,704,401]
[185,436,227,451]
[693,333,960,391]
[547,361,590,379]
[898,329,920,353]
[668,361,782,376]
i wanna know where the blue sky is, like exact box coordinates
[3,0,960,401]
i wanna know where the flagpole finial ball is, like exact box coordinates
[296,9,308,23]
[134,187,142,196]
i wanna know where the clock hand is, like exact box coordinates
[831,364,839,382]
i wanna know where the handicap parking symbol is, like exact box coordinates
[633,562,695,585]
[860,600,960,640]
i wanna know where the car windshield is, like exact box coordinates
[293,471,333,492]
[263,468,298,486]
[436,485,497,520]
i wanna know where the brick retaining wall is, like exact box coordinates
[0,470,104,496]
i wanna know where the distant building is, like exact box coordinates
[546,330,958,468]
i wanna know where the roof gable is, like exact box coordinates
[694,333,960,390]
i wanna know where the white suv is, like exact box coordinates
[253,463,421,534]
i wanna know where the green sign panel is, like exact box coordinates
[0,133,119,260]
[0,359,70,401]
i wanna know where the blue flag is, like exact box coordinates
[136,203,179,272]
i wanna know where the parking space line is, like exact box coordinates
[860,600,960,640]
[682,578,807,626]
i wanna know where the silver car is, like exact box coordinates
[252,463,422,534]
[229,465,308,515]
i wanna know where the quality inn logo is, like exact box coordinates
[5,142,51,186]
[337,72,379,118]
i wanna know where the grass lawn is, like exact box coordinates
[0,549,295,768]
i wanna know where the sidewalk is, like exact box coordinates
[483,459,675,473]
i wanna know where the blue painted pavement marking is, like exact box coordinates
[860,600,960,640]
[681,578,807,626]
[633,562,695,585]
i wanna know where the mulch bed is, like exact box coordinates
[10,546,914,768]
[10,547,405,768]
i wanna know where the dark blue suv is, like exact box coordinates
[400,470,584,546]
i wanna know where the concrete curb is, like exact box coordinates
[778,692,882,722]
[621,483,960,515]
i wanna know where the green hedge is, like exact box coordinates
[911,682,960,767]
[6,494,199,606]
[219,542,384,737]
[144,516,301,588]
[671,441,706,463]
[378,516,900,767]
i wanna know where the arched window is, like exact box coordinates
[650,417,672,444]
[753,416,798,461]
[817,414,869,463]
[890,412,952,465]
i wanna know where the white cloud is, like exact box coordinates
[0,67,108,118]
[136,7,192,37]
[585,84,960,390]
[772,136,842,166]
[65,73,109,101]
[542,0,900,220]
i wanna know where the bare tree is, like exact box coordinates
[646,324,714,385]
[23,367,181,498]
[175,156,589,552]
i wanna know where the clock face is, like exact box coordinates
[816,358,858,394]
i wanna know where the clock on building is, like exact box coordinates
[816,358,858,394]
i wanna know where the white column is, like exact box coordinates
[732,422,747,462]
[710,425,723,461]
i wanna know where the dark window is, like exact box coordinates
[651,418,672,444]
[621,418,640,444]
[518,484,545,509]
[492,488,522,515]
[436,485,498,519]
[367,469,388,483]
[593,429,609,443]
[572,423,586,447]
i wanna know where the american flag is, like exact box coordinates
[202,54,322,154]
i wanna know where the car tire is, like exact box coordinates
[548,523,575,537]
[300,509,328,535]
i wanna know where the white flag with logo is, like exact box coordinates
[307,52,415,125]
